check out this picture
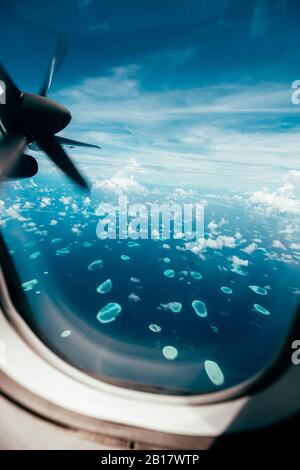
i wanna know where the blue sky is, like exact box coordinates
[1,0,300,190]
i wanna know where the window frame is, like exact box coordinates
[1,232,300,444]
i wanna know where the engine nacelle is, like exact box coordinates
[6,154,38,179]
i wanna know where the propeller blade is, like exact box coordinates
[0,133,27,180]
[56,135,102,149]
[35,134,89,189]
[39,33,68,97]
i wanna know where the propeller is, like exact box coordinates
[36,133,88,188]
[0,34,90,190]
[39,33,68,97]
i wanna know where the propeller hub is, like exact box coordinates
[20,93,71,136]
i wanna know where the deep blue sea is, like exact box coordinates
[1,177,300,394]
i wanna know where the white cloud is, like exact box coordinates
[249,171,300,215]
[209,235,236,249]
[59,196,73,205]
[128,293,141,302]
[28,179,37,188]
[93,159,148,196]
[242,242,257,254]
[207,220,218,234]
[234,231,242,240]
[172,187,197,199]
[4,203,26,222]
[40,197,51,208]
[283,170,300,198]
[290,242,300,250]
[272,240,286,250]
[278,225,297,235]
[94,174,148,196]
[83,197,91,206]
[279,253,297,264]
[72,225,82,235]
[185,234,236,255]
[231,255,249,267]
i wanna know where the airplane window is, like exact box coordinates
[0,0,300,394]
